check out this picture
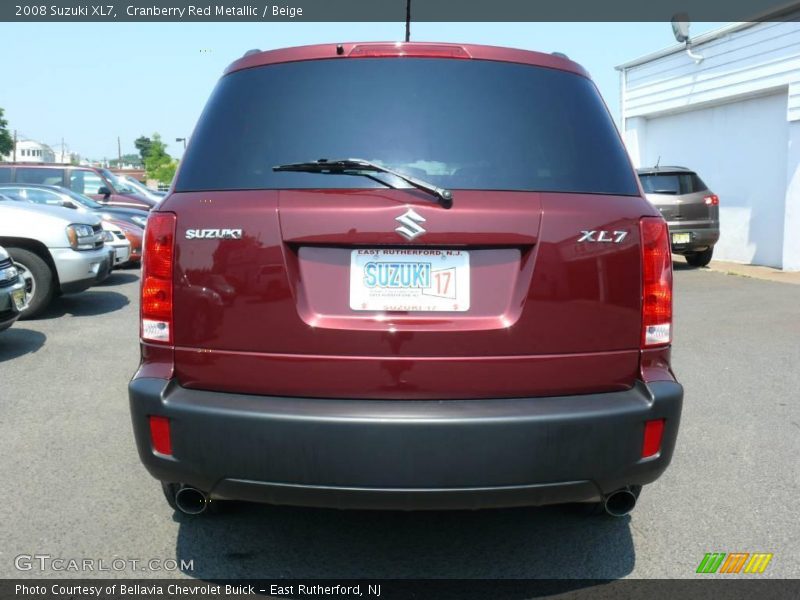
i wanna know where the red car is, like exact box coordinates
[129,42,682,517]
[0,164,156,211]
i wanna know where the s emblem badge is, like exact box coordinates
[395,208,427,241]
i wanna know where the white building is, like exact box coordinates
[2,139,55,163]
[617,20,800,271]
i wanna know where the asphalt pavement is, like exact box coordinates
[1,264,798,580]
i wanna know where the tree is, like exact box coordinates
[144,133,177,184]
[0,108,13,157]
[134,136,152,164]
[109,153,142,168]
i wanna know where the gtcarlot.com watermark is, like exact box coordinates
[14,553,194,573]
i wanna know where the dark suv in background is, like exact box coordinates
[0,163,156,211]
[130,42,683,518]
[638,167,720,267]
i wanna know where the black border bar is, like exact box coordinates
[3,0,800,22]
[4,579,800,600]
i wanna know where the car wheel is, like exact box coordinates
[685,248,713,268]
[8,248,55,319]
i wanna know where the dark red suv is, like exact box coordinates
[0,164,156,211]
[129,42,683,517]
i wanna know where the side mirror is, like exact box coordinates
[61,200,78,209]
[97,186,112,200]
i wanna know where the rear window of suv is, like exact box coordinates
[177,58,639,196]
[639,172,708,195]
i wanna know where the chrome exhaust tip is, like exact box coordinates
[603,488,637,517]
[174,486,209,515]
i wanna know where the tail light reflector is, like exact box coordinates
[141,213,176,344]
[642,419,665,458]
[704,194,719,206]
[148,415,172,455]
[640,217,673,347]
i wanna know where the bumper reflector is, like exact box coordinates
[642,419,665,458]
[148,415,172,455]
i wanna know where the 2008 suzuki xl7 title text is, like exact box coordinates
[129,42,683,517]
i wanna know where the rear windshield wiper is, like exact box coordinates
[273,158,453,209]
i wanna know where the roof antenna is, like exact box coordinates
[655,156,661,170]
[405,0,411,42]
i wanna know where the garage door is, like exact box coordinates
[641,92,788,268]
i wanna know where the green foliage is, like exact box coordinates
[134,136,152,163]
[109,153,142,168]
[144,133,177,184]
[0,108,13,157]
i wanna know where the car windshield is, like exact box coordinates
[639,172,708,195]
[639,174,681,194]
[57,187,104,209]
[100,169,137,194]
[177,58,638,195]
[120,176,153,196]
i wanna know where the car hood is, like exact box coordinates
[0,200,102,225]
[94,206,149,218]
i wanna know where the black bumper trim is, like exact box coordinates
[129,378,683,510]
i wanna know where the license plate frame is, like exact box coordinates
[349,248,470,312]
[672,232,691,245]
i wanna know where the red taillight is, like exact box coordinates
[148,415,172,455]
[141,213,176,344]
[704,194,719,206]
[642,419,665,458]
[348,43,471,59]
[640,217,672,347]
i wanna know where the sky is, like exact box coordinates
[0,21,724,161]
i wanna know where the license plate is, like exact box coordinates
[672,233,691,245]
[350,249,470,312]
[11,288,26,311]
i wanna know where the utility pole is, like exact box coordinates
[405,0,411,42]
[117,136,122,167]
[12,130,17,161]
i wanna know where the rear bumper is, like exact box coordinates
[666,223,719,253]
[128,378,683,510]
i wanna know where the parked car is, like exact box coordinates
[129,42,682,517]
[114,173,167,203]
[0,183,149,229]
[101,221,132,269]
[0,196,110,318]
[637,166,720,267]
[0,245,28,332]
[0,163,156,211]
[106,218,143,265]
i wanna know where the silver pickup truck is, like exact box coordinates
[0,196,111,318]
